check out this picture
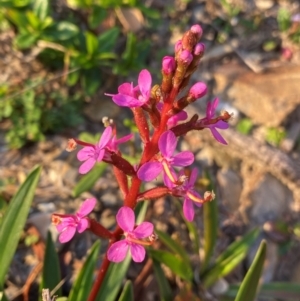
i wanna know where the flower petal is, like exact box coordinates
[188,168,198,186]
[107,240,129,263]
[116,206,135,232]
[130,244,146,263]
[79,157,96,174]
[183,198,195,222]
[77,218,89,233]
[133,222,154,239]
[59,226,76,243]
[118,82,134,95]
[112,94,143,107]
[98,126,112,149]
[215,120,229,130]
[77,198,96,217]
[77,146,94,161]
[172,151,194,166]
[138,69,151,99]
[159,130,177,158]
[137,162,163,182]
[210,127,227,145]
[96,149,105,162]
[167,111,188,128]
[56,217,75,232]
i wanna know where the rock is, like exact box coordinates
[280,122,300,153]
[214,65,300,127]
[217,168,243,212]
[250,174,293,224]
[116,7,144,33]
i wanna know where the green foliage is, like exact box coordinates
[68,241,101,301]
[41,231,62,297]
[234,240,266,301]
[277,8,291,32]
[117,280,134,301]
[0,165,41,287]
[0,81,83,148]
[236,118,253,135]
[265,127,286,147]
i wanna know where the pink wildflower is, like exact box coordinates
[77,126,112,174]
[137,130,194,183]
[107,207,154,263]
[197,98,229,144]
[105,69,152,108]
[52,198,96,243]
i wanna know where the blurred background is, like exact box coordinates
[0,0,300,300]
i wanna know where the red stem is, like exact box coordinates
[87,86,180,301]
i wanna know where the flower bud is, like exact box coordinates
[178,50,193,65]
[188,82,207,100]
[190,24,203,40]
[194,43,205,56]
[175,40,183,53]
[162,56,176,75]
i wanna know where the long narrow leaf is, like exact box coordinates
[155,229,190,264]
[0,165,41,285]
[41,232,61,296]
[234,240,267,301]
[223,282,300,300]
[148,249,193,282]
[152,258,172,301]
[202,228,259,288]
[72,163,106,197]
[201,172,218,272]
[117,280,134,301]
[68,241,100,301]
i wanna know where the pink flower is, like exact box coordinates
[198,98,229,144]
[171,169,203,221]
[105,133,133,153]
[77,127,112,174]
[107,207,154,263]
[105,69,152,108]
[52,198,96,243]
[137,130,194,183]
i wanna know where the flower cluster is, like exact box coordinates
[52,24,231,280]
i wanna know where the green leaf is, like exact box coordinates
[0,166,41,285]
[155,229,190,264]
[33,0,49,20]
[202,228,259,288]
[236,118,253,135]
[148,249,193,281]
[88,7,107,29]
[72,163,106,197]
[54,22,79,40]
[201,172,218,272]
[69,241,100,301]
[26,11,42,30]
[81,69,101,96]
[15,32,39,49]
[152,258,172,301]
[234,240,267,301]
[98,27,119,52]
[86,32,99,56]
[96,253,131,301]
[41,232,61,296]
[117,280,134,301]
[96,202,148,301]
[224,282,300,300]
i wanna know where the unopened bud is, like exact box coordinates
[178,50,193,65]
[190,24,203,40]
[188,82,207,100]
[194,43,205,56]
[175,40,183,54]
[162,56,176,75]
[66,139,77,152]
